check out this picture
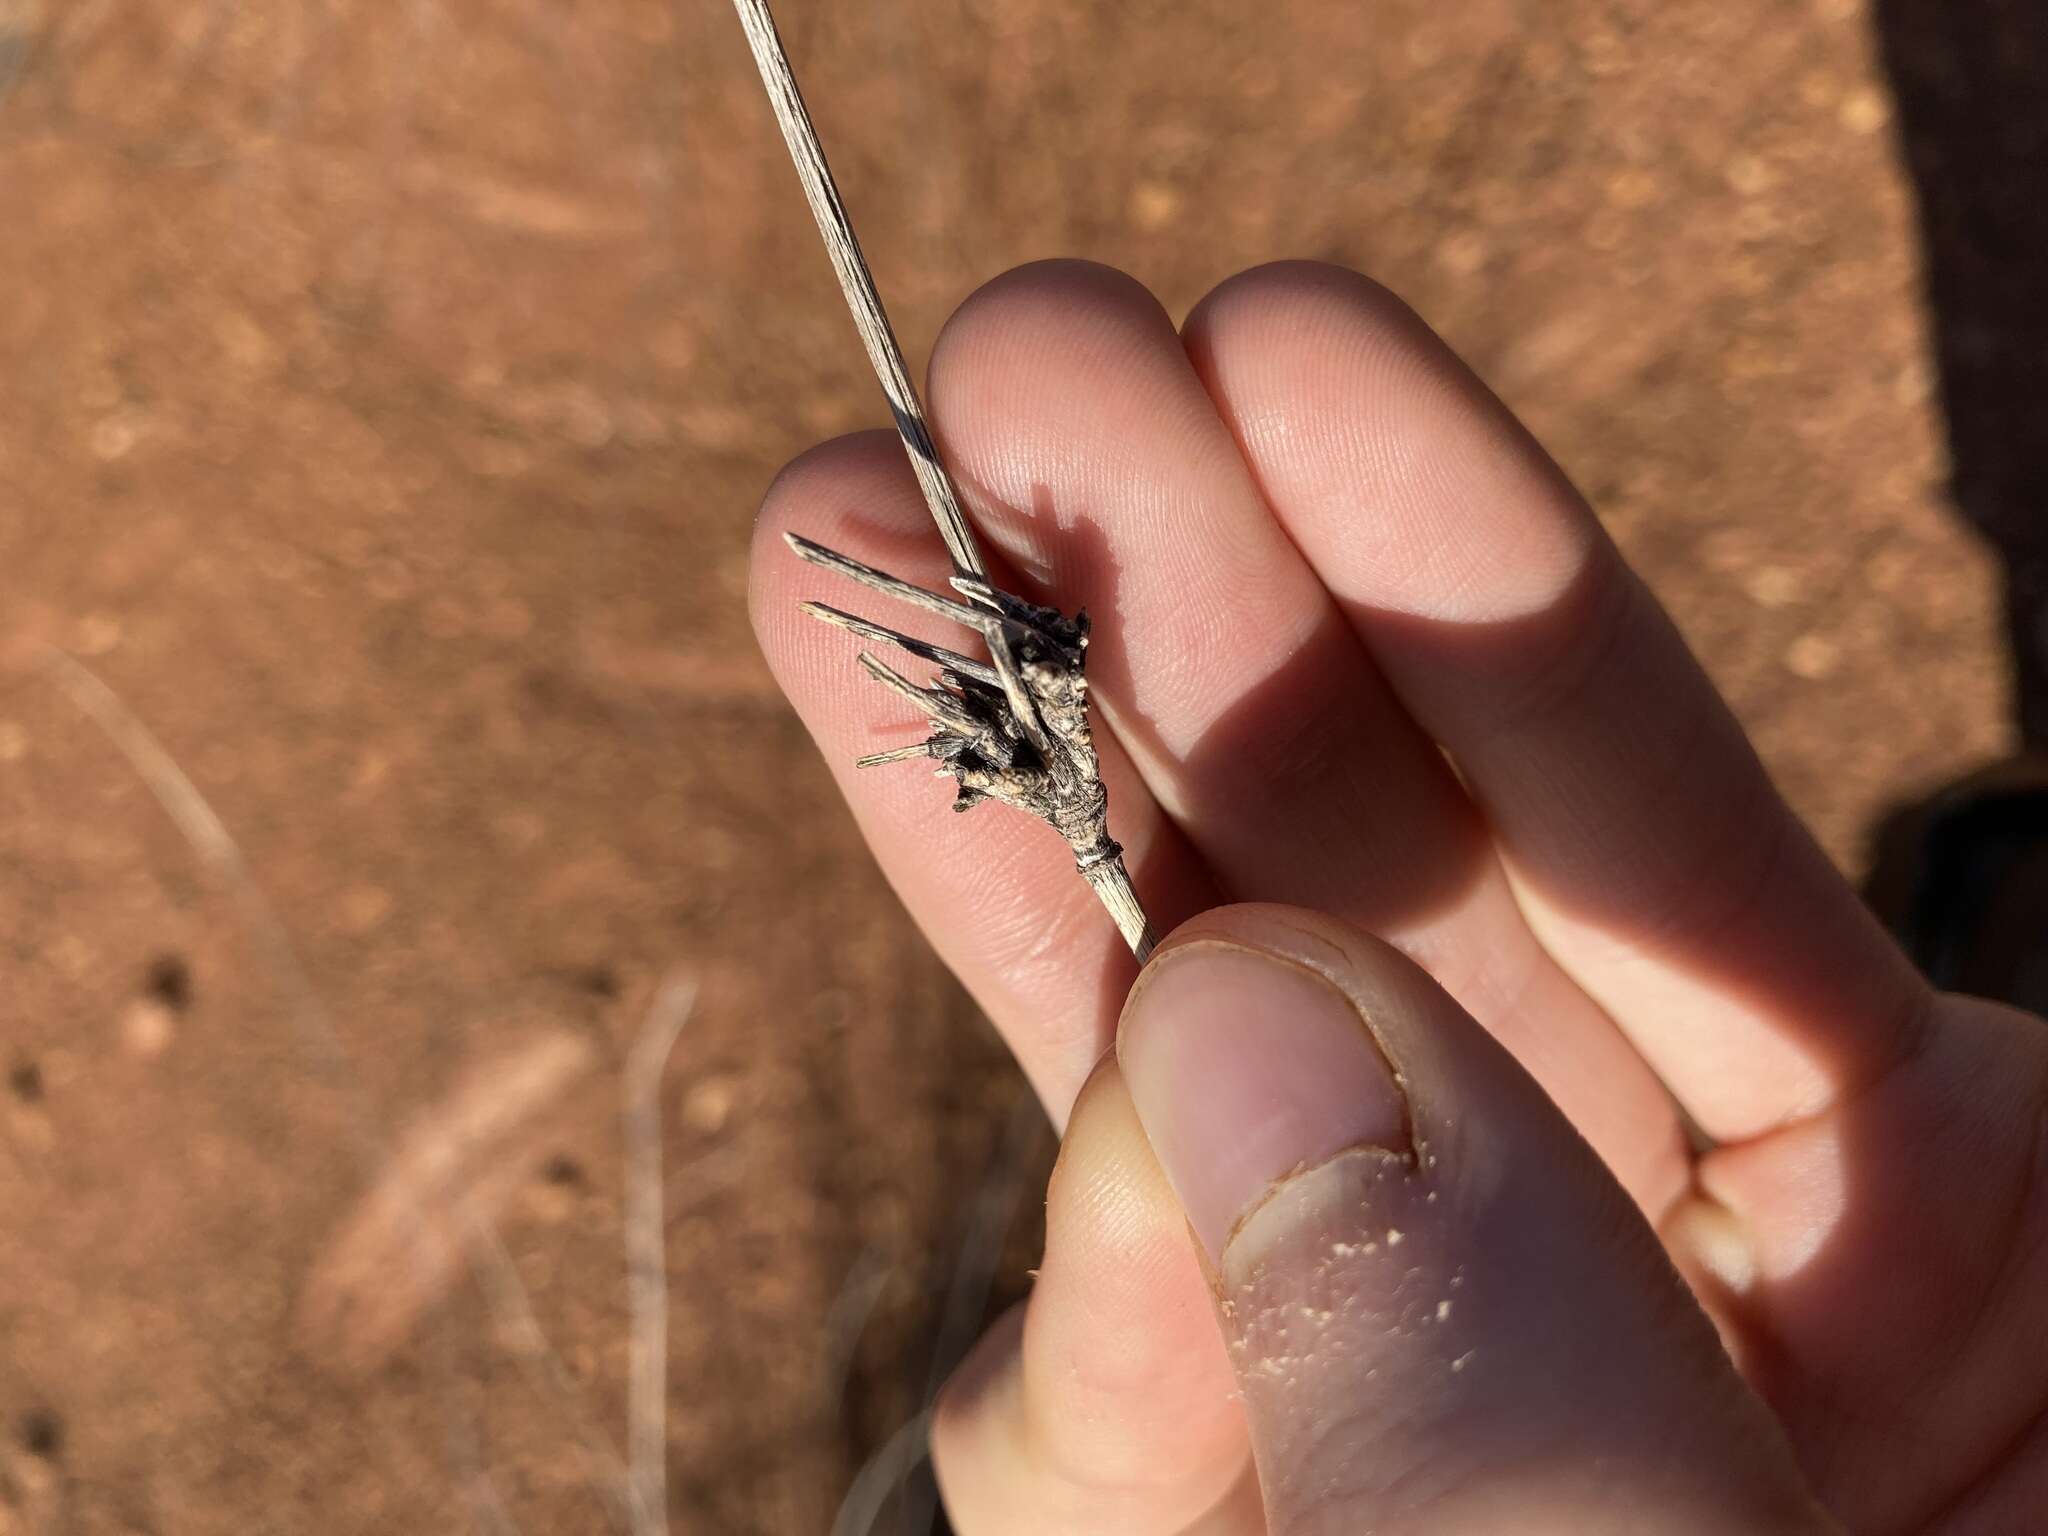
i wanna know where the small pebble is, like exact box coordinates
[121,998,175,1058]
[682,1076,735,1136]
[75,612,122,656]
[338,885,392,934]
[1745,566,1801,608]
[1436,230,1488,275]
[1786,633,1842,680]
[1725,154,1776,196]
[1839,89,1889,135]
[1129,181,1180,231]
[89,413,140,461]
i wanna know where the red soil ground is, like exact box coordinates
[0,1,2014,1531]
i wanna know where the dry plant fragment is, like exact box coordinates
[624,973,697,1536]
[731,0,1156,962]
[787,534,1154,958]
[297,1028,596,1374]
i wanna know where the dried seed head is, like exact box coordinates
[788,533,1151,956]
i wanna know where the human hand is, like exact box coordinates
[749,261,2048,1533]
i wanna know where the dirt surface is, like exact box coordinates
[0,1,2021,1532]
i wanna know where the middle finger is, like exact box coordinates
[926,261,1682,1203]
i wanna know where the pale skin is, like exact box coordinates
[748,260,2048,1533]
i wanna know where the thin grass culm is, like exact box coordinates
[727,0,1158,962]
[624,971,698,1536]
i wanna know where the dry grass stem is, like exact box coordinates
[897,1089,1046,1534]
[298,1029,596,1371]
[727,0,983,578]
[821,1243,895,1405]
[729,0,1157,962]
[828,1408,935,1536]
[623,971,698,1536]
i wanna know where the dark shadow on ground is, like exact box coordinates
[1864,2,2048,1001]
[1873,0,2048,744]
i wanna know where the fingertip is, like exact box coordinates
[1141,900,1405,984]
[929,258,1178,469]
[1180,262,1443,459]
[1024,1052,1247,1507]
[1133,904,1441,1082]
[1122,902,1551,1241]
[934,1054,1249,1536]
[747,429,985,722]
[924,259,1233,597]
[932,258,1175,396]
[1183,260,1593,628]
[1184,259,1426,367]
[746,429,923,640]
[752,428,906,535]
[1120,909,1819,1534]
[1041,1055,1210,1319]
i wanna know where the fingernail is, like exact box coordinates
[1117,942,1410,1260]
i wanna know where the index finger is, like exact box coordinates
[748,432,1218,1118]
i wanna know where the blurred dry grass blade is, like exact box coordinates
[896,1088,1046,1535]
[297,1028,596,1372]
[821,1093,1044,1535]
[0,0,40,105]
[624,971,698,1536]
[40,648,637,1532]
[822,1243,896,1405]
[829,1408,935,1536]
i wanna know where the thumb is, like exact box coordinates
[1115,904,1833,1536]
